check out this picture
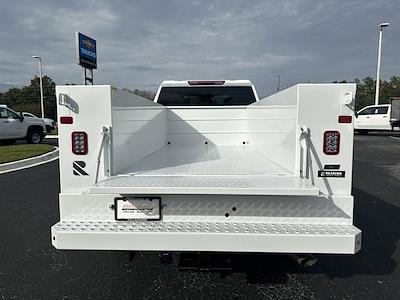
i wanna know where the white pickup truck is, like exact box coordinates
[354,98,400,134]
[52,80,361,255]
[0,106,46,144]
[22,112,56,133]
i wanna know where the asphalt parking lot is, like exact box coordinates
[0,134,399,299]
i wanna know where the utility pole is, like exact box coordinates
[277,75,281,92]
[32,56,45,118]
[375,22,390,105]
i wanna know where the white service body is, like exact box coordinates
[52,81,361,254]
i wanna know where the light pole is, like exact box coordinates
[277,75,281,92]
[374,22,390,106]
[32,55,44,118]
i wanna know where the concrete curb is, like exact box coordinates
[45,135,59,139]
[0,147,59,175]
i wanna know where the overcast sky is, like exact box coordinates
[1,0,399,96]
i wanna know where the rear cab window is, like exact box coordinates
[157,86,257,106]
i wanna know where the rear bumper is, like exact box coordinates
[52,221,361,254]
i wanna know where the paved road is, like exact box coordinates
[0,135,399,299]
[43,137,58,147]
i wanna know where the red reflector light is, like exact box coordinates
[338,115,352,123]
[188,80,225,85]
[72,131,88,155]
[60,116,73,124]
[323,131,340,155]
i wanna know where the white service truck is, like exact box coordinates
[51,80,361,255]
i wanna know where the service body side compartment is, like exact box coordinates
[56,85,112,194]
[297,84,356,196]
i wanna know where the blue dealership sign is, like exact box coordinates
[76,32,97,69]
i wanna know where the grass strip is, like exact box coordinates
[0,144,55,164]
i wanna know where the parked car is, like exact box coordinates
[354,100,400,134]
[22,112,55,132]
[0,106,46,144]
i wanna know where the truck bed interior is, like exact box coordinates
[92,144,318,195]
[121,145,289,176]
[91,88,317,196]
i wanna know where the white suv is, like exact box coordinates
[0,106,46,144]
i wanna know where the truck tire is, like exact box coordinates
[357,130,369,135]
[26,129,43,144]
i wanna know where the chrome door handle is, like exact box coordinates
[366,116,371,118]
[3,120,10,123]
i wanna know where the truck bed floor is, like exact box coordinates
[120,145,291,176]
[91,175,318,195]
[91,146,318,196]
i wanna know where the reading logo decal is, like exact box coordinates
[318,170,345,178]
[73,161,88,176]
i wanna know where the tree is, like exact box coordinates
[122,88,155,100]
[354,77,376,110]
[30,75,56,118]
[333,76,400,110]
[354,76,400,110]
[0,75,56,118]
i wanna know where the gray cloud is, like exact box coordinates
[0,0,399,96]
[127,65,163,71]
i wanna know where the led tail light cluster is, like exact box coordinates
[323,131,340,155]
[72,131,88,155]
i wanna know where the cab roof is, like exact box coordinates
[160,80,253,87]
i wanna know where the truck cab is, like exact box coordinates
[354,104,391,134]
[0,106,46,144]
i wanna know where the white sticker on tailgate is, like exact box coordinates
[115,197,161,220]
